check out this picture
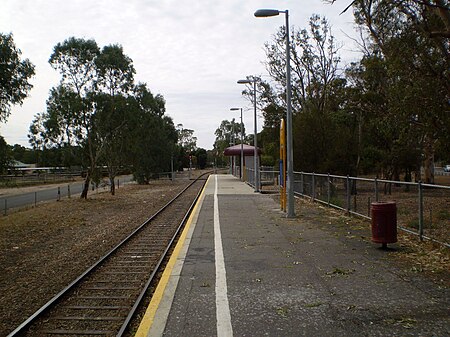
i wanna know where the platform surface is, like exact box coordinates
[136,174,449,337]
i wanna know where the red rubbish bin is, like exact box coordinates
[371,202,397,248]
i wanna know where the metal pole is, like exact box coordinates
[346,175,350,214]
[300,172,304,195]
[375,177,379,202]
[285,10,295,217]
[232,120,236,176]
[240,108,244,181]
[253,80,259,192]
[418,181,424,241]
[171,154,174,181]
[189,155,192,180]
[327,173,331,206]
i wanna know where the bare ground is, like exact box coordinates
[291,197,450,286]
[0,179,190,336]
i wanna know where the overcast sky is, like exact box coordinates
[1,0,360,150]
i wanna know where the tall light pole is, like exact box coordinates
[230,107,244,181]
[237,77,260,192]
[255,8,295,217]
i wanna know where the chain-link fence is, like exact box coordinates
[235,167,449,246]
[1,175,135,215]
[295,172,449,247]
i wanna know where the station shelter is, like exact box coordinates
[223,144,261,181]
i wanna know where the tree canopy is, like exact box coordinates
[235,5,449,182]
[29,37,179,196]
[0,33,35,123]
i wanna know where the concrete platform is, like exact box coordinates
[136,174,449,337]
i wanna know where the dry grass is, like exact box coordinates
[293,197,450,287]
[0,180,189,336]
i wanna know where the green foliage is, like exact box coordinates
[176,124,197,153]
[251,5,448,181]
[260,155,275,167]
[49,37,99,96]
[253,15,348,174]
[0,33,35,122]
[29,36,177,194]
[128,85,177,184]
[195,148,208,169]
[350,0,450,182]
[259,126,278,166]
[0,136,11,173]
[213,119,243,167]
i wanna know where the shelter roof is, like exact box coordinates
[223,144,261,156]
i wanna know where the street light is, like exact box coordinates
[237,77,260,192]
[255,8,295,217]
[230,107,244,181]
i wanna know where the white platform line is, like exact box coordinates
[214,175,233,337]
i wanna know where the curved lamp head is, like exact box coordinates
[237,79,252,84]
[254,9,280,17]
[230,108,240,111]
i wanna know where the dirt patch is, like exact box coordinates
[292,197,450,287]
[0,180,189,336]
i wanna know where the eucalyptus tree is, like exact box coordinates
[0,136,11,173]
[47,37,100,198]
[213,120,231,168]
[0,33,35,123]
[176,124,198,169]
[215,119,241,147]
[93,93,130,194]
[176,124,197,153]
[259,14,343,172]
[94,44,135,194]
[30,38,140,197]
[28,84,86,168]
[326,0,450,38]
[263,14,341,116]
[128,84,177,184]
[349,0,450,183]
[0,33,34,169]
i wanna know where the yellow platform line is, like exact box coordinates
[135,178,209,337]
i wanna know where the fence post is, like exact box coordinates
[35,191,37,206]
[375,177,379,202]
[418,181,424,241]
[68,185,71,199]
[57,187,61,201]
[312,173,315,201]
[346,175,350,214]
[300,172,304,195]
[327,173,331,206]
[4,199,6,216]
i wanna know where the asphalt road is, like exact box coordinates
[0,175,134,213]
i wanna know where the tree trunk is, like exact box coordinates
[109,176,115,196]
[80,171,91,199]
[423,134,435,184]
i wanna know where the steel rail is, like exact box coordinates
[117,176,207,336]
[7,172,210,337]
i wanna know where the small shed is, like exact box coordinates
[223,144,261,179]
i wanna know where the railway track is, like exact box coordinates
[8,174,209,337]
